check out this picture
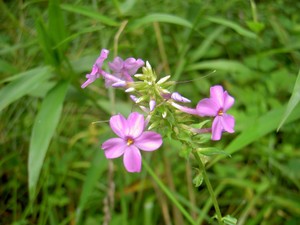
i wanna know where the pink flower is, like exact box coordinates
[106,57,144,86]
[101,112,163,173]
[81,49,109,88]
[196,85,235,140]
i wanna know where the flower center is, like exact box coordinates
[126,137,134,146]
[217,109,224,116]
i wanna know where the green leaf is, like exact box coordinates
[186,59,252,74]
[222,215,238,225]
[75,150,108,224]
[49,0,67,47]
[206,16,257,39]
[28,81,69,201]
[197,147,231,157]
[0,66,52,112]
[128,13,193,31]
[192,170,203,187]
[190,26,226,62]
[60,4,119,27]
[277,69,300,131]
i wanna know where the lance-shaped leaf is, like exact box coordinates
[0,67,52,112]
[28,81,69,201]
[277,69,300,131]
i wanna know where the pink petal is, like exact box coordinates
[123,145,142,172]
[196,98,219,116]
[210,85,224,109]
[95,49,109,68]
[211,117,223,141]
[171,92,191,103]
[223,91,235,112]
[102,138,126,158]
[221,114,235,133]
[127,112,145,138]
[110,114,128,138]
[171,102,198,115]
[108,57,123,73]
[124,58,144,75]
[135,131,163,151]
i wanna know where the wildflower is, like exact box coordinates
[101,112,163,173]
[81,49,109,88]
[106,57,144,86]
[163,92,191,103]
[196,85,235,140]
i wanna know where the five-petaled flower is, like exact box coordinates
[101,112,163,173]
[196,85,235,140]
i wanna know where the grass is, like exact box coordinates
[1,0,300,224]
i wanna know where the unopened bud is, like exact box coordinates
[157,75,171,84]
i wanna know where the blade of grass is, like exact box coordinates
[60,4,119,27]
[186,59,252,74]
[206,16,257,39]
[75,150,108,224]
[128,13,193,31]
[277,69,300,131]
[142,160,197,225]
[28,81,69,201]
[190,26,226,62]
[0,66,52,112]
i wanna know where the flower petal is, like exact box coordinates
[223,91,235,112]
[110,114,128,138]
[124,58,144,75]
[127,112,145,138]
[171,102,198,115]
[123,145,142,172]
[135,131,163,151]
[196,98,219,116]
[210,85,224,108]
[102,138,126,158]
[211,116,223,141]
[95,49,109,68]
[221,114,235,133]
[108,57,123,73]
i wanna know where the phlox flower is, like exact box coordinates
[101,112,162,173]
[81,49,109,88]
[106,57,144,86]
[196,85,235,140]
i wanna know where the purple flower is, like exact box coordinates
[106,57,144,86]
[81,49,109,88]
[101,112,163,173]
[196,85,235,140]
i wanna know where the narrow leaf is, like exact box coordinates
[128,13,193,30]
[60,4,119,26]
[277,69,300,131]
[75,151,108,223]
[206,16,257,39]
[186,59,252,74]
[28,81,69,200]
[0,67,52,112]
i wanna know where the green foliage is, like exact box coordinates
[1,0,300,224]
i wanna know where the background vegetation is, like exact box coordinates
[1,0,300,224]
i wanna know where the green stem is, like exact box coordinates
[142,160,197,225]
[192,151,224,225]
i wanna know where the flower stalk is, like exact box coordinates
[192,150,224,225]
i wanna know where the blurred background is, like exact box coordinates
[1,0,300,224]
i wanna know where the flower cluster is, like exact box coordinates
[81,49,235,172]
